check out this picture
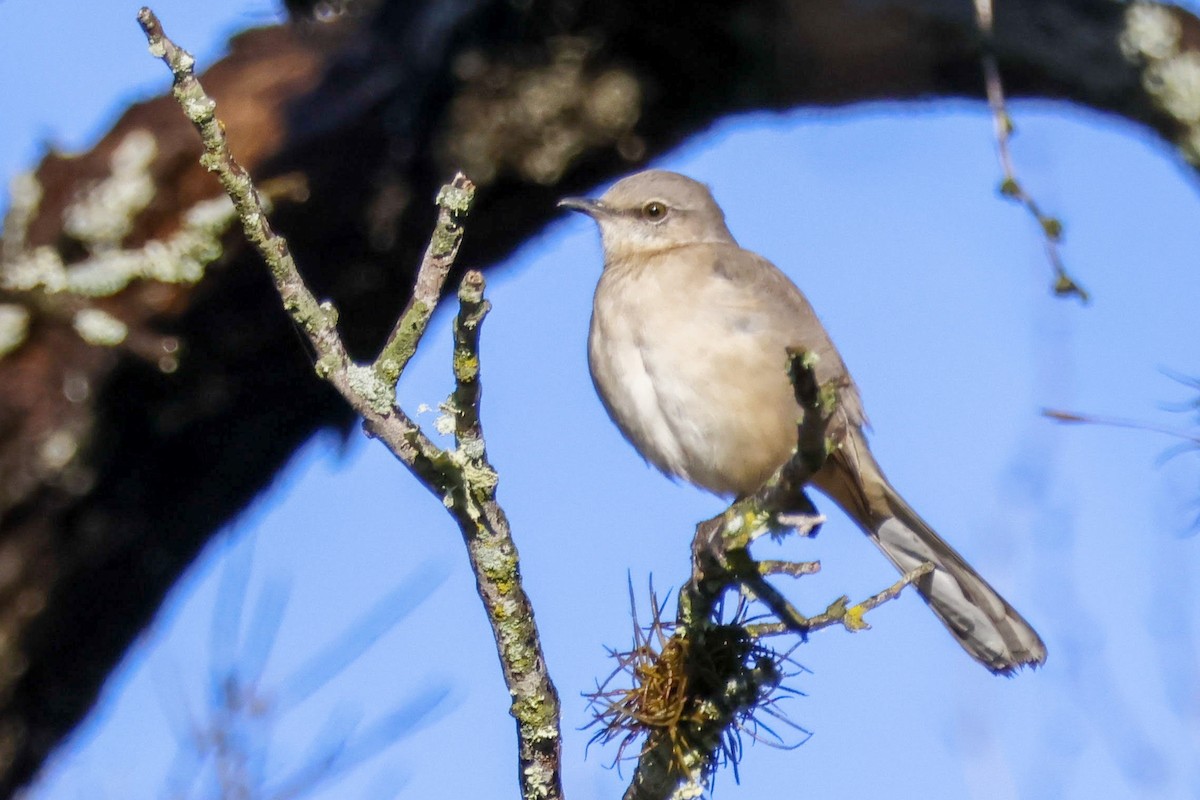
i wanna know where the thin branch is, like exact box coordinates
[451,270,489,446]
[136,7,413,434]
[747,563,935,639]
[1044,407,1200,447]
[974,0,1089,303]
[756,560,820,579]
[443,269,565,800]
[137,10,563,800]
[374,180,475,387]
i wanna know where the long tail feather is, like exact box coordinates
[814,430,1046,674]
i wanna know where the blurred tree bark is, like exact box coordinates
[0,0,1197,794]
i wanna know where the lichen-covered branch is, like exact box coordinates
[374,181,474,388]
[137,8,356,393]
[615,352,930,800]
[445,272,564,798]
[0,130,240,357]
[137,9,563,800]
[746,562,935,639]
[451,271,489,445]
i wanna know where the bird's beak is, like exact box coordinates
[557,196,606,218]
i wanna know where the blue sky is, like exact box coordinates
[4,2,1200,799]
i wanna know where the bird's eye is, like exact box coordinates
[641,201,668,221]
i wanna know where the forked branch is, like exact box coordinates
[137,9,563,800]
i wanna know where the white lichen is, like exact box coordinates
[1,171,43,262]
[1,194,234,298]
[72,308,128,347]
[434,404,456,435]
[2,246,67,293]
[345,363,395,415]
[1145,51,1200,123]
[669,777,705,800]
[459,437,486,461]
[0,304,30,358]
[441,38,643,185]
[1121,3,1200,166]
[182,193,237,229]
[181,93,216,123]
[39,429,79,472]
[0,132,242,360]
[63,129,158,247]
[584,70,642,130]
[463,461,498,499]
[1121,2,1182,60]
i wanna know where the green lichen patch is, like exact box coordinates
[436,181,476,216]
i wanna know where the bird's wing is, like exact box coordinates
[705,245,868,430]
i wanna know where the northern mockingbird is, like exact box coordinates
[559,169,1046,674]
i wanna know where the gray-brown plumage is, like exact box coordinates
[560,169,1046,674]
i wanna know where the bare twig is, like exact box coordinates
[756,559,820,579]
[1044,407,1200,447]
[974,0,1089,303]
[747,563,935,639]
[137,10,563,800]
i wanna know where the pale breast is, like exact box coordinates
[588,247,809,495]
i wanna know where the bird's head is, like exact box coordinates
[559,169,736,262]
